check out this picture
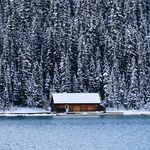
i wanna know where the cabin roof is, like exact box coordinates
[52,93,101,104]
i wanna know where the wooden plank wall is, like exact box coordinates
[54,104,98,112]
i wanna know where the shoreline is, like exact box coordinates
[0,111,150,117]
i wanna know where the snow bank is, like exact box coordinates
[107,108,150,115]
[0,107,50,114]
[123,110,150,115]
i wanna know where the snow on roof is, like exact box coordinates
[52,93,101,104]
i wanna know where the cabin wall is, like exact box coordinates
[53,104,102,112]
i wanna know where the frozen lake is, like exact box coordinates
[0,116,150,150]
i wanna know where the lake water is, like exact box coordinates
[0,116,150,150]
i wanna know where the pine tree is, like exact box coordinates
[52,63,61,93]
[127,57,140,109]
[60,50,71,93]
[0,61,6,108]
[103,55,110,107]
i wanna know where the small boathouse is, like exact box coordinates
[51,93,105,112]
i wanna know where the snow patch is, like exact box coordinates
[107,108,150,115]
[0,107,50,114]
[52,93,101,104]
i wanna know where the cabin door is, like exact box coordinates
[65,105,69,112]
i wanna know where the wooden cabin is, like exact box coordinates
[51,93,105,112]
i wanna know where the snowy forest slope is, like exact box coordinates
[0,0,150,110]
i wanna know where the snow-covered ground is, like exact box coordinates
[123,110,150,115]
[107,108,150,115]
[0,107,50,114]
[0,107,150,116]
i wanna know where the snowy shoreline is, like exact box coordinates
[0,107,150,117]
[107,110,150,116]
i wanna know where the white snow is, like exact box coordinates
[0,107,50,114]
[52,93,101,104]
[123,110,150,115]
[107,108,150,115]
[0,106,150,116]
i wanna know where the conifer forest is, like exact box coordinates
[0,0,150,110]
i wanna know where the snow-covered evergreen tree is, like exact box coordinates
[127,57,140,109]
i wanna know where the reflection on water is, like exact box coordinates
[0,116,150,150]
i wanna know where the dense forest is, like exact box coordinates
[0,0,150,110]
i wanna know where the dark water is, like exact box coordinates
[0,116,150,150]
